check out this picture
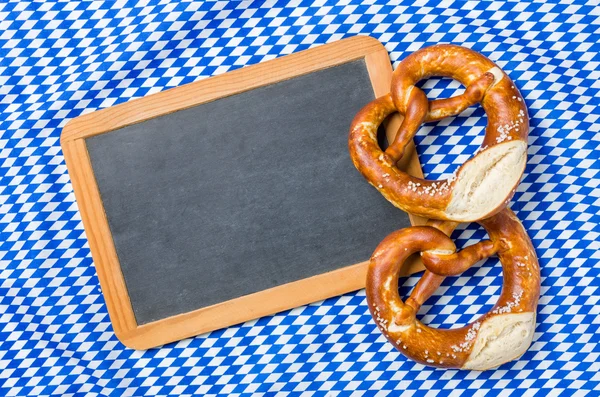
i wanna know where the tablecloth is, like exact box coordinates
[1,1,599,395]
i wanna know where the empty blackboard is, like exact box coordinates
[61,36,425,349]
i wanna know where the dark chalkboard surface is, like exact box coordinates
[86,59,410,325]
[62,36,423,348]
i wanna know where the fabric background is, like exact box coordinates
[1,1,599,395]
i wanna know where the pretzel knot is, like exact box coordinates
[366,209,540,370]
[349,44,529,222]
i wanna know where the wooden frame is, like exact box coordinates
[61,35,426,349]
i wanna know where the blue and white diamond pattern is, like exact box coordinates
[1,1,599,395]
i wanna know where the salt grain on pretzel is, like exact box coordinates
[349,45,529,222]
[366,209,540,370]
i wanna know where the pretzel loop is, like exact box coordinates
[397,238,498,324]
[366,209,540,370]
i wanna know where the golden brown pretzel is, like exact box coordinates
[366,209,540,370]
[349,45,529,222]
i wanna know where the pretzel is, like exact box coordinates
[366,208,540,370]
[349,45,529,222]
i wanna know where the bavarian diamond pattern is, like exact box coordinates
[1,0,599,395]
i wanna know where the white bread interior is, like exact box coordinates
[462,312,535,370]
[486,66,504,87]
[445,141,527,221]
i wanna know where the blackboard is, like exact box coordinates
[61,36,424,349]
[86,58,409,325]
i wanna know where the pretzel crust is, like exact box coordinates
[349,45,529,222]
[366,209,540,370]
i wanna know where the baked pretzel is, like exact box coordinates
[367,209,540,370]
[349,44,529,222]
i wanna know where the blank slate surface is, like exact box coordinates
[86,59,410,325]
